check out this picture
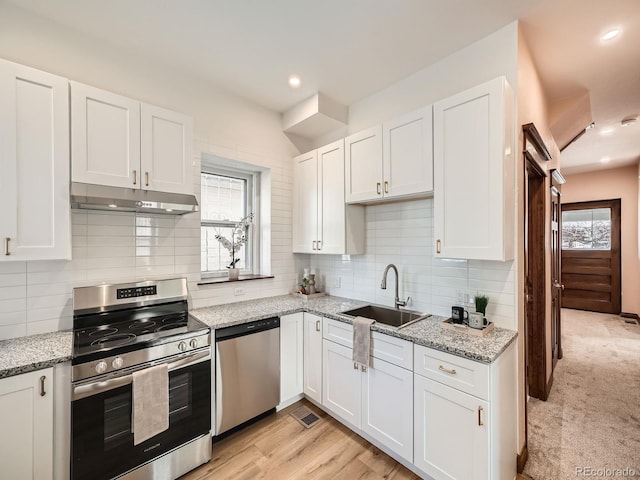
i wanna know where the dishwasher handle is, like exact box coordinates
[215,317,280,342]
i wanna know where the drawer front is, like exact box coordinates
[371,332,413,370]
[323,318,353,348]
[414,345,489,400]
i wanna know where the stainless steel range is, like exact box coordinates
[71,278,211,480]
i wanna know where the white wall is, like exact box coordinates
[305,21,520,330]
[0,3,300,340]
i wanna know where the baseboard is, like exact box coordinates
[620,312,639,322]
[517,444,529,473]
[541,373,554,401]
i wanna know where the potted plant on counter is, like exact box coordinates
[215,213,253,280]
[474,294,489,318]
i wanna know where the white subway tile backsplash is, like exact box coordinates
[309,197,516,330]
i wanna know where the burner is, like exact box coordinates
[129,320,157,331]
[158,313,187,323]
[90,333,136,348]
[155,322,187,332]
[86,327,118,336]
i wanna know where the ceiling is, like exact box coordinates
[6,0,640,174]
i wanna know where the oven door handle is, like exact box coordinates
[73,350,210,401]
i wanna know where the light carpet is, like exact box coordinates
[523,308,640,480]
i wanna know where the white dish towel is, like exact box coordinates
[132,364,169,445]
[352,316,375,370]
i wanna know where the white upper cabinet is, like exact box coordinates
[71,82,193,195]
[141,103,193,195]
[292,139,364,254]
[71,82,140,189]
[433,76,514,261]
[383,107,433,199]
[0,59,71,261]
[345,107,433,204]
[345,125,383,202]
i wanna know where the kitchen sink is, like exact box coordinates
[341,304,430,328]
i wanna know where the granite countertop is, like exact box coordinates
[0,331,73,379]
[191,294,517,364]
[0,294,517,379]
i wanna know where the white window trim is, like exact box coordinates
[200,160,263,279]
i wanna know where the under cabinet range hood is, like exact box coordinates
[70,182,199,215]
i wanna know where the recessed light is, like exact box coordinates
[288,74,301,88]
[602,29,620,41]
[108,204,118,208]
[599,126,615,136]
[600,156,611,163]
[585,122,596,130]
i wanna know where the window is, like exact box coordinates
[562,208,612,250]
[200,168,255,276]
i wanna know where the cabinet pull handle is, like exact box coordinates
[317,240,322,251]
[478,406,484,426]
[40,376,46,397]
[315,320,320,332]
[361,365,367,372]
[436,239,441,254]
[438,365,457,375]
[145,171,149,187]
[133,170,137,185]
[312,241,317,251]
[384,181,389,194]
[376,182,381,195]
[4,237,10,256]
[354,362,359,370]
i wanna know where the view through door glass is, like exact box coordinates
[561,200,621,314]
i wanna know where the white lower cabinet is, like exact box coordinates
[322,337,414,463]
[303,313,323,404]
[414,374,489,479]
[362,356,414,462]
[0,368,53,480]
[322,339,362,427]
[279,313,304,408]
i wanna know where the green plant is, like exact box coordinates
[474,294,489,316]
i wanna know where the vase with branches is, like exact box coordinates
[215,213,253,278]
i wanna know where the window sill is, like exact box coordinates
[197,274,274,286]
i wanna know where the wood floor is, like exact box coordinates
[181,399,421,480]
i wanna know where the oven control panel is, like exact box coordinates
[117,285,157,299]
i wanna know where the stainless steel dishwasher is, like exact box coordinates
[215,317,280,436]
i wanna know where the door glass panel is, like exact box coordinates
[562,208,611,250]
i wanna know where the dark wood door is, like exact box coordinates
[561,199,621,314]
[550,172,564,366]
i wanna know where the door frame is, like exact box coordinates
[520,123,551,473]
[550,169,566,369]
[561,198,622,314]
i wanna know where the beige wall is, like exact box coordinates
[516,26,562,453]
[562,164,640,315]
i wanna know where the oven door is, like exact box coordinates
[71,349,211,480]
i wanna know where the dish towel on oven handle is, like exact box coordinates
[352,316,375,370]
[132,363,169,445]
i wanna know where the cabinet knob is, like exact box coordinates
[4,237,10,256]
[133,170,137,185]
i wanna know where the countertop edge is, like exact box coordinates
[0,355,73,379]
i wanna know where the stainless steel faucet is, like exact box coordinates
[380,264,410,309]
